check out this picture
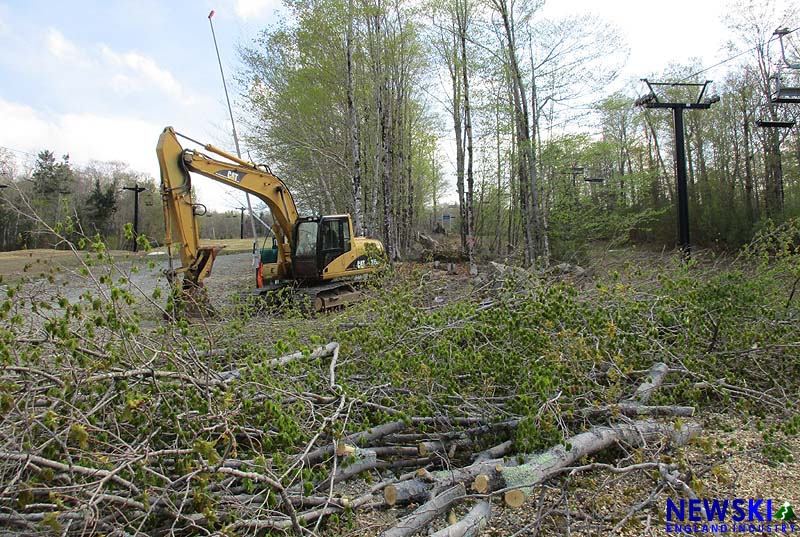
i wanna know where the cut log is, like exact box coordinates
[317,452,431,492]
[471,474,490,493]
[418,437,473,457]
[380,483,466,537]
[386,419,519,446]
[384,457,503,506]
[503,489,526,508]
[430,501,491,537]
[385,420,700,508]
[385,475,437,506]
[336,443,358,457]
[580,403,695,420]
[303,419,408,466]
[473,440,513,463]
[497,420,701,507]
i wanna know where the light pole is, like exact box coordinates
[208,9,259,260]
[0,185,7,250]
[123,183,146,252]
[237,207,246,240]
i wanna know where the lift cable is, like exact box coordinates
[677,25,799,83]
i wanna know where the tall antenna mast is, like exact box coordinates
[208,9,259,264]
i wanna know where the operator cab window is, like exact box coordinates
[320,218,351,266]
[322,222,340,251]
[342,220,351,252]
[296,221,318,256]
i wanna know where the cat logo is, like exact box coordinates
[215,169,245,183]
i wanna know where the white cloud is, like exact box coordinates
[3,25,199,106]
[45,28,80,61]
[99,45,195,103]
[0,97,162,179]
[0,97,252,211]
[234,0,279,19]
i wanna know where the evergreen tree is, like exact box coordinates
[32,150,73,198]
[84,179,118,237]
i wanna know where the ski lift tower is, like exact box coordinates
[636,79,719,260]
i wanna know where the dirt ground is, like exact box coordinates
[0,247,257,315]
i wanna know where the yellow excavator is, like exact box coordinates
[156,127,384,313]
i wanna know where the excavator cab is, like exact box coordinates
[291,215,353,280]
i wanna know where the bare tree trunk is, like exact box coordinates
[530,65,549,265]
[366,14,382,239]
[457,0,477,275]
[644,112,672,203]
[493,0,544,266]
[381,82,396,260]
[405,102,414,250]
[507,96,517,253]
[493,89,503,254]
[448,20,467,256]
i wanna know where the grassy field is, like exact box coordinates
[198,237,260,253]
[0,248,136,280]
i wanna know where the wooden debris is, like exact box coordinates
[380,483,466,537]
[631,362,669,404]
[430,501,491,537]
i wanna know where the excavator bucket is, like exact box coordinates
[178,281,217,318]
[165,246,223,319]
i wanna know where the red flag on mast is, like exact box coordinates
[208,10,215,19]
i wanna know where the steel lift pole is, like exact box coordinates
[636,80,719,261]
[123,183,146,252]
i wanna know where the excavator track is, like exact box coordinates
[241,281,362,312]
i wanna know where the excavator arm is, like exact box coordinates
[157,126,298,290]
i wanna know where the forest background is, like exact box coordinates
[0,0,798,268]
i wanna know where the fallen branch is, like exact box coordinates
[430,500,491,537]
[473,440,513,463]
[630,362,669,404]
[381,483,466,537]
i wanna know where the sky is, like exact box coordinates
[0,0,284,210]
[0,0,795,212]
